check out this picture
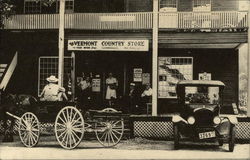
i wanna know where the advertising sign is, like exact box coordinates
[133,68,142,82]
[92,78,101,92]
[68,40,149,51]
[142,73,150,85]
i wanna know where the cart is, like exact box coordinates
[6,101,124,149]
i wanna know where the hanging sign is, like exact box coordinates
[68,40,149,51]
[133,68,142,82]
[199,72,211,80]
[92,78,101,92]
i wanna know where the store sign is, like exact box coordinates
[133,68,142,82]
[68,40,149,51]
[199,72,211,80]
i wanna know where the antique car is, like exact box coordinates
[172,80,237,152]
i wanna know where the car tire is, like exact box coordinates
[218,139,223,146]
[228,124,235,152]
[173,124,180,150]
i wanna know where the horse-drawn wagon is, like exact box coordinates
[6,101,124,149]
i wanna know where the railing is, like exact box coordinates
[2,11,248,30]
[3,12,153,30]
[159,11,248,29]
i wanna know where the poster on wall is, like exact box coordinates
[133,68,142,82]
[142,73,150,85]
[92,78,101,92]
[199,72,211,80]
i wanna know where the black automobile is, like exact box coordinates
[172,80,238,152]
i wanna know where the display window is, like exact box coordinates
[158,57,193,98]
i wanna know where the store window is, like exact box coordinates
[159,0,177,12]
[24,0,42,14]
[56,0,74,13]
[158,57,193,98]
[193,0,211,12]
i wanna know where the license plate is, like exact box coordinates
[199,131,216,139]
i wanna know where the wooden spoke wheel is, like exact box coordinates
[19,112,40,148]
[55,106,84,149]
[95,119,124,147]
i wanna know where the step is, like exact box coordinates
[0,64,7,68]
[0,69,5,73]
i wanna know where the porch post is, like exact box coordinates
[152,0,159,116]
[58,0,65,87]
[247,3,250,117]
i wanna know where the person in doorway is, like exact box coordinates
[40,75,68,101]
[77,75,92,111]
[140,83,152,114]
[128,83,141,114]
[106,72,118,106]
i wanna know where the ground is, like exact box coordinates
[0,136,249,159]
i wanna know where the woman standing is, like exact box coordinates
[105,72,118,106]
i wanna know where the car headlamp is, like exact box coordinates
[187,116,195,125]
[213,116,221,124]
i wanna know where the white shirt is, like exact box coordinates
[141,88,153,97]
[41,83,65,101]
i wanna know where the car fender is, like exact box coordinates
[172,115,188,124]
[222,115,238,124]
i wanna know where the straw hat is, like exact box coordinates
[46,75,58,83]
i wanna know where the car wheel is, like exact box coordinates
[228,124,235,152]
[173,124,180,150]
[218,139,223,146]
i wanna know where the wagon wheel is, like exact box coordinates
[18,112,40,147]
[95,118,124,147]
[102,108,118,113]
[55,106,84,149]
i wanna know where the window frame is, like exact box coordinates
[56,0,74,13]
[159,0,178,12]
[158,57,193,99]
[192,0,211,12]
[24,0,42,14]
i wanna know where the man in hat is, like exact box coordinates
[40,75,68,101]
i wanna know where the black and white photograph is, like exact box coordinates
[0,0,250,159]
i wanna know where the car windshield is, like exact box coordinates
[185,86,220,104]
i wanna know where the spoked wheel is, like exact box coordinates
[55,106,84,149]
[102,108,118,113]
[95,118,124,147]
[228,124,235,152]
[173,124,180,150]
[19,112,40,147]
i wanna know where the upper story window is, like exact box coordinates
[193,0,211,12]
[24,0,42,14]
[56,0,74,13]
[159,0,177,12]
